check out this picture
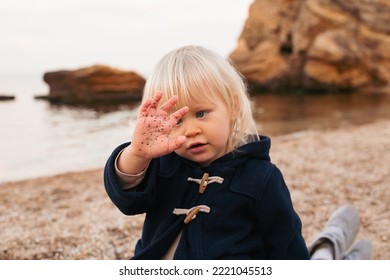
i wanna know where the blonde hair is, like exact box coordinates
[143,45,258,151]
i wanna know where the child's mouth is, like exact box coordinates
[188,143,207,153]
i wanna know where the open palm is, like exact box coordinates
[131,92,188,159]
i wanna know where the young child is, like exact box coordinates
[104,45,310,259]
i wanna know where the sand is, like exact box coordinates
[0,120,389,259]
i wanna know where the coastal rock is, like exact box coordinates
[230,0,390,93]
[43,65,145,103]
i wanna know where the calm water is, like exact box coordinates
[1,91,390,183]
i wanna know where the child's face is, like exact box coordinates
[170,96,231,167]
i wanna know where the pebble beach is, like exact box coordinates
[1,120,389,260]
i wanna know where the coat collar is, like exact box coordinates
[159,135,271,178]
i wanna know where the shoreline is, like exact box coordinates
[1,120,389,259]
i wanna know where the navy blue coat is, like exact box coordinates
[104,136,309,259]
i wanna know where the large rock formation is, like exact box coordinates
[230,0,390,93]
[42,65,145,103]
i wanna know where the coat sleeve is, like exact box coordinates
[255,166,310,260]
[103,142,159,215]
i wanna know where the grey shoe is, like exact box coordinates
[342,238,372,260]
[308,205,360,260]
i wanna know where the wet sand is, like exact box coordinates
[1,120,389,259]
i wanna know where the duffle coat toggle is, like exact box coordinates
[173,205,211,224]
[187,173,224,193]
[173,173,224,224]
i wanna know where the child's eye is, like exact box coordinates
[176,118,183,126]
[196,111,208,119]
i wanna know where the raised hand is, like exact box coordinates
[118,92,188,174]
[132,91,189,158]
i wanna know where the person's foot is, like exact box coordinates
[309,205,360,259]
[343,238,372,260]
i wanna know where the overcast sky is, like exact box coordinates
[0,0,253,94]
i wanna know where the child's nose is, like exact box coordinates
[184,125,201,137]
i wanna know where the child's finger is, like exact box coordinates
[149,91,163,110]
[167,136,187,153]
[159,95,178,115]
[139,98,152,114]
[168,106,189,125]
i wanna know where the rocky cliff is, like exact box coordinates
[43,65,145,103]
[230,0,390,93]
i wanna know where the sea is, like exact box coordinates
[1,87,390,184]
